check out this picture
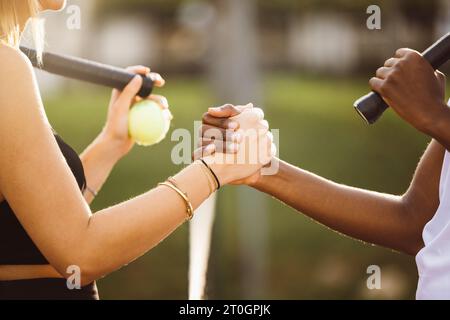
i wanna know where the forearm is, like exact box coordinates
[74,162,212,285]
[252,159,420,254]
[423,103,450,151]
[80,133,122,204]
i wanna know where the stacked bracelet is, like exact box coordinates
[199,159,221,190]
[196,161,216,194]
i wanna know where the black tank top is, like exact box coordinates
[0,134,99,300]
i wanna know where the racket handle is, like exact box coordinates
[21,47,154,98]
[354,32,450,124]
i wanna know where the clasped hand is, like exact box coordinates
[194,104,276,186]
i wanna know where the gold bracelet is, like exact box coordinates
[84,185,98,198]
[158,180,194,221]
[195,161,215,194]
[200,159,221,190]
[196,160,219,192]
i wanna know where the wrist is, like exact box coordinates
[421,102,450,138]
[93,131,127,162]
[249,158,281,189]
[248,172,266,189]
[201,155,233,186]
[207,163,228,186]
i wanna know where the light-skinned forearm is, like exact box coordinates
[251,159,421,255]
[80,133,123,204]
[71,162,212,286]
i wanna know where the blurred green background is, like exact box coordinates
[35,0,450,299]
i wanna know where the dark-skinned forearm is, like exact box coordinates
[422,104,450,151]
[251,159,422,255]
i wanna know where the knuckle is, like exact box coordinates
[220,118,231,127]
[224,104,234,112]
[375,67,384,77]
[230,106,240,114]
[379,82,391,95]
[409,51,421,59]
[404,50,414,58]
[202,112,210,123]
[386,71,397,82]
[375,79,385,92]
[395,48,405,56]
[395,58,405,69]
[404,51,421,63]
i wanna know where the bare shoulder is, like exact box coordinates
[0,43,33,73]
[0,42,49,142]
[0,43,37,95]
[0,43,42,113]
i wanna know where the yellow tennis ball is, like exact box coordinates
[128,100,172,146]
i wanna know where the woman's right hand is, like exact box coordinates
[194,104,276,186]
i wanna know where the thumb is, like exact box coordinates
[208,104,242,118]
[116,76,143,107]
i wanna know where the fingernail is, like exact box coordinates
[209,107,220,112]
[228,122,238,130]
[132,75,141,85]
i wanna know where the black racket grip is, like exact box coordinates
[354,32,450,124]
[21,47,154,98]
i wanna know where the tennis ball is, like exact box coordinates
[128,100,172,146]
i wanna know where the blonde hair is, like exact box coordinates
[0,0,44,59]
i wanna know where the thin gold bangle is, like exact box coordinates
[200,159,221,190]
[195,161,216,194]
[84,185,98,198]
[167,177,184,191]
[158,181,194,221]
[196,160,219,191]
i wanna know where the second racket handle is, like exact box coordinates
[354,32,450,124]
